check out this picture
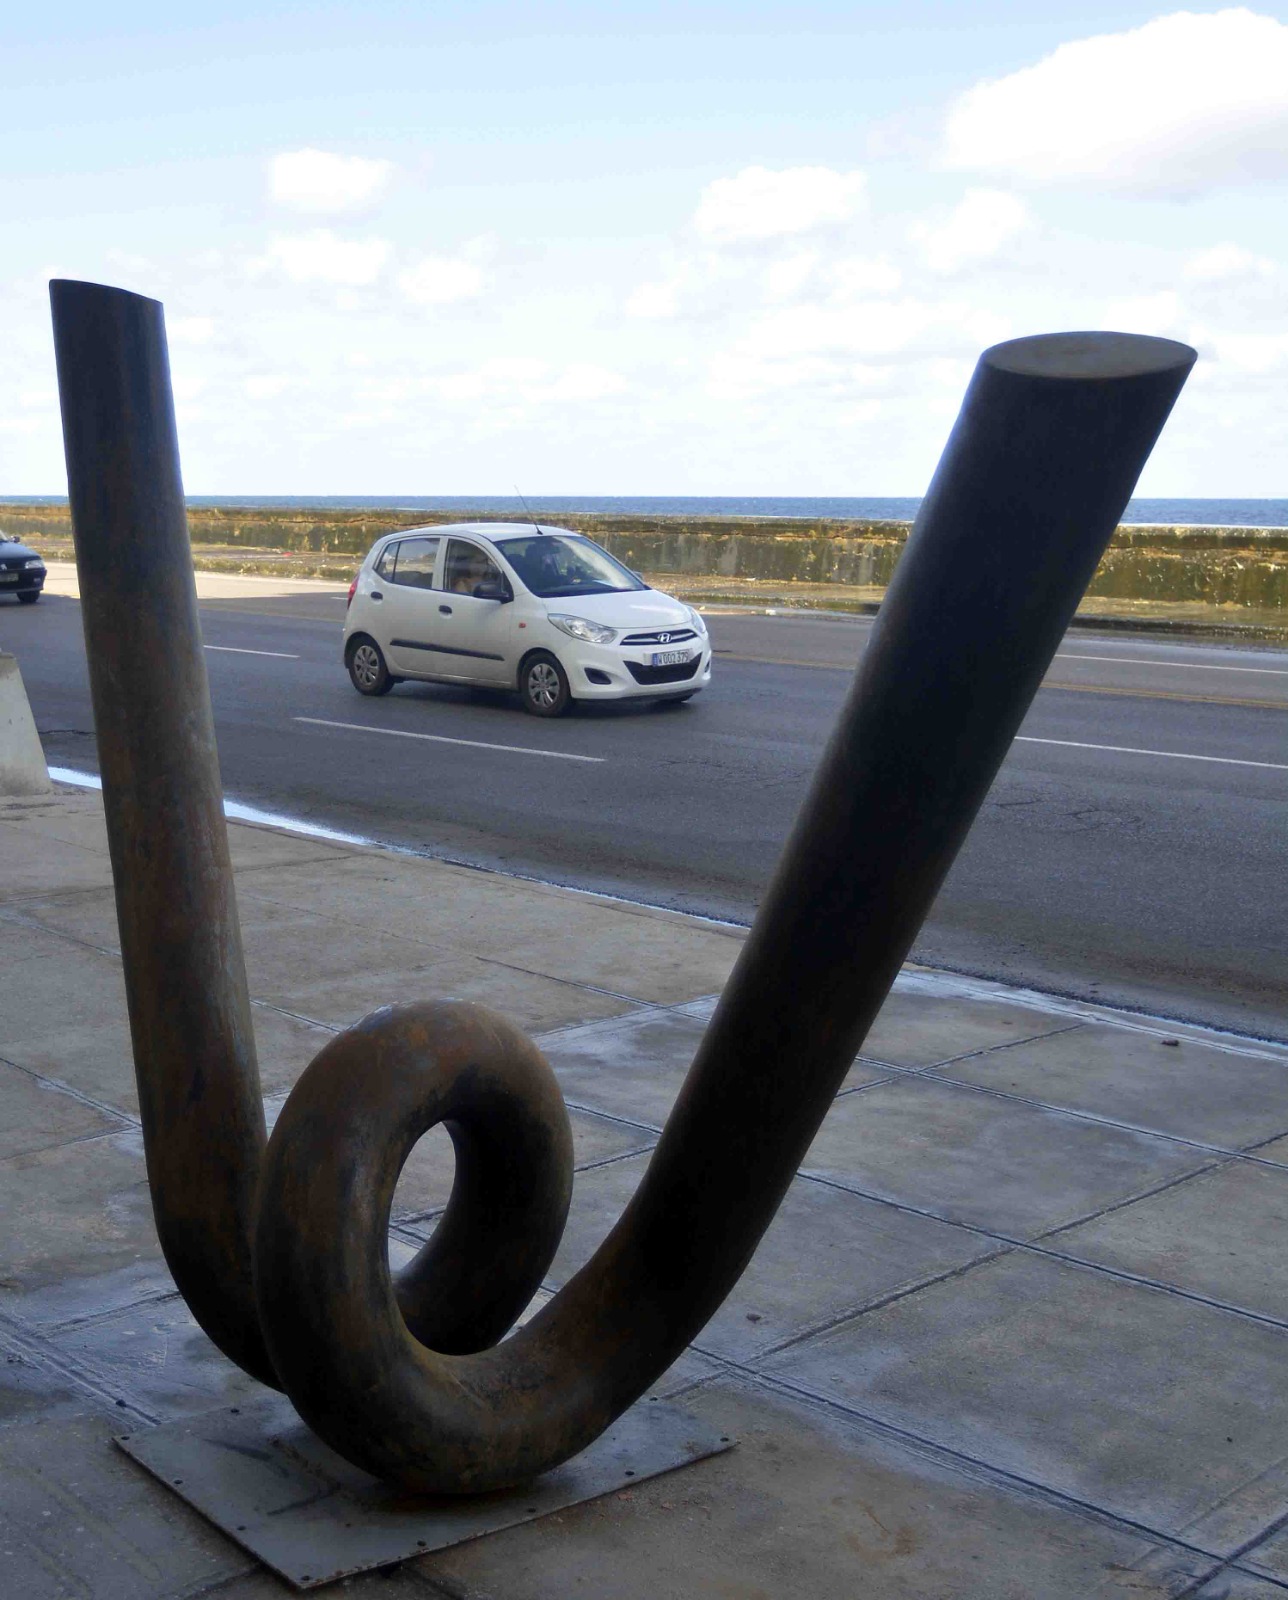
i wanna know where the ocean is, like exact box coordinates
[5,495,1288,527]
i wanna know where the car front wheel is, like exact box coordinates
[348,638,394,696]
[17,591,39,605]
[520,651,571,717]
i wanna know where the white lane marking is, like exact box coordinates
[294,715,604,764]
[205,645,299,658]
[1056,652,1288,676]
[1016,735,1288,772]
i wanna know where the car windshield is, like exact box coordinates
[495,534,646,598]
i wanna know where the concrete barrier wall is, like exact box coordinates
[0,651,51,795]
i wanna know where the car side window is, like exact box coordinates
[374,542,399,581]
[443,539,502,596]
[390,537,440,590]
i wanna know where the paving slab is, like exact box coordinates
[0,1321,91,1434]
[1231,1515,1288,1586]
[0,1412,253,1599]
[536,1151,1003,1363]
[235,851,741,998]
[46,1295,276,1423]
[542,1004,890,1131]
[802,1075,1209,1238]
[1192,1575,1288,1598]
[0,1060,124,1159]
[945,1022,1288,1148]
[0,1130,158,1300]
[421,1378,1214,1600]
[1053,1159,1288,1322]
[764,1250,1288,1553]
[852,986,1081,1068]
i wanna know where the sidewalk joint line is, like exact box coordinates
[742,1364,1231,1567]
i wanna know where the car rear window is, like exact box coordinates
[390,536,440,589]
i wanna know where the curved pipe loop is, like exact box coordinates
[50,278,1195,1492]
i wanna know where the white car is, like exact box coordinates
[342,522,712,716]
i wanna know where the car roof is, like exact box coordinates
[375,521,577,547]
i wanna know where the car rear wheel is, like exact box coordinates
[17,591,39,605]
[520,651,571,717]
[348,638,394,696]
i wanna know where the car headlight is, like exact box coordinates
[549,614,617,644]
[685,605,707,636]
[23,559,44,570]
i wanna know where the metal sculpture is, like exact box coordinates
[51,278,1194,1494]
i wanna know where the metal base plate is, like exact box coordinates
[116,1394,734,1590]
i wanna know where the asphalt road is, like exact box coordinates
[5,589,1286,1041]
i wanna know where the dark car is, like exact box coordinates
[0,534,46,604]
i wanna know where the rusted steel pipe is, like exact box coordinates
[50,280,276,1386]
[51,279,1194,1492]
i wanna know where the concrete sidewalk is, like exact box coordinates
[4,786,1288,1598]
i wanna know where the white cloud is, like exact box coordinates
[269,148,393,215]
[1209,332,1288,374]
[547,364,628,401]
[168,315,214,345]
[398,256,484,306]
[694,166,866,241]
[1101,290,1186,337]
[626,278,683,319]
[244,375,294,400]
[828,257,901,297]
[735,298,1006,363]
[911,189,1029,273]
[763,252,819,299]
[943,9,1288,193]
[261,230,391,285]
[1183,243,1277,282]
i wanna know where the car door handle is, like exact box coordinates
[371,590,383,601]
[439,604,452,614]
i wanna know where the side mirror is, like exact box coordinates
[473,580,511,603]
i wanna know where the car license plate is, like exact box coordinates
[652,649,692,667]
[0,572,17,583]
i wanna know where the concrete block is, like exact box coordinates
[802,1075,1206,1237]
[0,652,50,795]
[421,1378,1212,1599]
[1055,1159,1288,1322]
[764,1251,1288,1552]
[946,1023,1288,1147]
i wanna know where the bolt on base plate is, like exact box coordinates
[117,1393,735,1590]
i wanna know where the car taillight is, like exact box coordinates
[346,576,357,609]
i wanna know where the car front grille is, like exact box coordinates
[625,657,702,685]
[619,627,697,647]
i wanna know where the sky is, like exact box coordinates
[3,2,1287,496]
